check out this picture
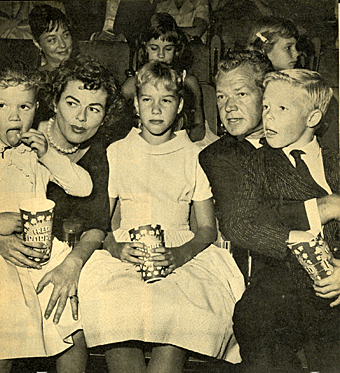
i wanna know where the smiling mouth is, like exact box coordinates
[227,118,242,124]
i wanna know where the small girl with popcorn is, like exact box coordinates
[79,61,245,373]
[0,61,92,372]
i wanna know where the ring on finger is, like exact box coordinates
[69,295,79,303]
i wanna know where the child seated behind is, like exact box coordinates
[122,12,208,143]
[232,69,340,373]
[247,16,300,71]
[0,61,91,371]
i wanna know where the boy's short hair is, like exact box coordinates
[263,69,333,117]
[136,61,185,98]
[0,60,40,95]
[247,16,299,55]
[29,4,71,41]
[216,50,273,91]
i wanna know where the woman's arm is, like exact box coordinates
[121,76,137,102]
[185,74,205,142]
[36,228,105,324]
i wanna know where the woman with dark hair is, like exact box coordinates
[0,54,128,373]
[29,4,75,72]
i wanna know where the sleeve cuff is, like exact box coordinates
[305,198,322,236]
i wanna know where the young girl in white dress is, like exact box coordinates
[79,61,245,373]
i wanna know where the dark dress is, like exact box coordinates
[46,131,110,241]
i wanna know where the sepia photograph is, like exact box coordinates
[0,1,339,372]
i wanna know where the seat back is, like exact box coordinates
[0,38,40,67]
[78,40,130,85]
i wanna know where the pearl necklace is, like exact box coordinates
[47,119,80,154]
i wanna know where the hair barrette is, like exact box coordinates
[182,69,187,82]
[256,32,268,43]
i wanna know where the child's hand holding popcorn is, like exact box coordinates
[314,257,340,307]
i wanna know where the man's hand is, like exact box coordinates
[0,234,47,269]
[317,194,340,224]
[0,212,22,235]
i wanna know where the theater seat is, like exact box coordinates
[78,40,130,85]
[0,38,39,67]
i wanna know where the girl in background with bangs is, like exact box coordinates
[122,12,207,143]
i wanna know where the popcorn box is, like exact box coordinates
[129,224,167,283]
[20,198,55,265]
[287,233,334,281]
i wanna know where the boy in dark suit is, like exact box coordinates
[232,69,340,373]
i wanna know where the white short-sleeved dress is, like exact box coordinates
[79,128,245,363]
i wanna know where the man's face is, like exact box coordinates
[216,65,263,137]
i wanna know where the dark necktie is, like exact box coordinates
[290,149,327,194]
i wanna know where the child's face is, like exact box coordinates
[146,38,176,64]
[134,82,183,143]
[267,37,299,70]
[0,85,37,147]
[263,81,314,148]
[55,80,107,145]
[38,24,73,67]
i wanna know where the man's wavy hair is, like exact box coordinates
[138,13,187,67]
[0,59,41,95]
[247,16,299,56]
[49,54,125,130]
[216,50,273,91]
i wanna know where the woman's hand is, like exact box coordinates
[103,232,146,264]
[36,255,83,324]
[0,234,47,269]
[20,129,48,159]
[314,257,340,307]
[0,212,22,235]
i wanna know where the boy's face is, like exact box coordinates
[267,37,299,71]
[263,81,314,148]
[134,82,183,144]
[0,85,37,147]
[146,38,176,64]
[39,24,73,67]
[216,65,263,137]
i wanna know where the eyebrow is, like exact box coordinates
[65,95,105,108]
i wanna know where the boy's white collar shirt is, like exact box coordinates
[283,136,332,239]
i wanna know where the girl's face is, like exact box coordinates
[267,36,299,70]
[55,80,107,146]
[146,38,176,64]
[0,85,37,147]
[134,82,183,145]
[38,24,73,69]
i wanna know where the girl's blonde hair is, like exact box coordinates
[247,17,299,56]
[136,61,185,99]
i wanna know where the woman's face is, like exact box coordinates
[146,38,176,64]
[55,80,107,145]
[38,24,73,68]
